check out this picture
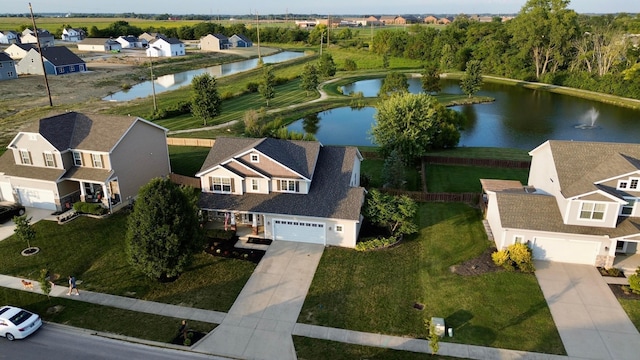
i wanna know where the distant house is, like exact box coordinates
[5,43,36,59]
[424,15,438,24]
[115,35,148,49]
[379,16,397,25]
[394,16,408,25]
[438,17,453,25]
[229,34,252,48]
[0,52,18,80]
[20,29,55,47]
[146,36,185,57]
[0,30,20,44]
[17,47,86,75]
[61,28,86,42]
[294,21,317,28]
[200,34,230,51]
[77,38,122,52]
[139,32,162,42]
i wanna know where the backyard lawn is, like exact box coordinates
[298,203,565,354]
[426,164,530,193]
[0,213,254,312]
[169,145,211,176]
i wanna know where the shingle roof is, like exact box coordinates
[37,46,85,66]
[232,34,251,42]
[152,36,183,45]
[212,33,229,40]
[79,38,119,45]
[546,141,640,198]
[496,192,640,238]
[23,112,141,152]
[198,137,320,180]
[0,52,12,62]
[11,43,36,51]
[0,151,65,182]
[199,145,365,221]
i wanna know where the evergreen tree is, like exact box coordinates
[300,63,319,96]
[318,53,337,78]
[460,59,483,97]
[259,65,276,106]
[190,73,221,126]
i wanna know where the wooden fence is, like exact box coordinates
[381,189,480,204]
[169,173,201,188]
[423,156,530,169]
[167,138,215,147]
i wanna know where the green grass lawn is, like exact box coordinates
[169,145,211,176]
[426,164,530,193]
[298,203,564,354]
[619,299,640,330]
[0,213,254,312]
[0,287,216,343]
[427,147,531,161]
[294,337,457,360]
[361,159,422,191]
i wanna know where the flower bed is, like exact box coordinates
[205,235,265,263]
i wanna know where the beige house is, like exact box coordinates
[0,112,171,213]
[77,38,122,52]
[424,16,438,24]
[483,140,640,270]
[197,137,366,247]
[200,34,230,51]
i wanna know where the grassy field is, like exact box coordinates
[0,213,255,312]
[426,165,530,193]
[0,287,216,343]
[0,17,203,32]
[298,203,565,354]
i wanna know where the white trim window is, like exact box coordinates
[211,177,232,193]
[44,152,55,167]
[631,179,639,190]
[91,153,103,168]
[278,179,299,193]
[73,151,83,166]
[335,225,344,232]
[19,149,31,165]
[250,153,259,163]
[621,198,637,216]
[514,235,524,244]
[251,179,259,191]
[579,202,606,220]
[618,180,628,190]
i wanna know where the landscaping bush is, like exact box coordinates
[72,202,108,215]
[205,229,235,241]
[628,267,640,294]
[245,82,259,93]
[355,236,397,251]
[491,243,535,273]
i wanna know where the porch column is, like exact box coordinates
[252,214,258,235]
[79,181,86,201]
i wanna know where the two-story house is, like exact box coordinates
[146,36,185,57]
[483,140,640,269]
[77,38,122,52]
[0,30,20,44]
[0,112,171,213]
[17,47,86,75]
[115,35,148,49]
[0,52,18,80]
[5,43,36,59]
[61,28,85,42]
[200,34,230,51]
[20,28,55,47]
[229,34,252,48]
[197,137,366,248]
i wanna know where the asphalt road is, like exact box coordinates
[0,323,226,360]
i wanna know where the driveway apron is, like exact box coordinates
[535,261,640,360]
[193,240,324,360]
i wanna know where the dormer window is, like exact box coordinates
[73,151,83,166]
[620,178,640,191]
[278,179,299,193]
[579,202,606,220]
[631,179,639,190]
[250,153,259,163]
[619,181,628,189]
[91,154,103,168]
[211,177,232,193]
[621,198,637,216]
[19,149,31,165]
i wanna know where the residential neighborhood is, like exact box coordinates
[0,3,640,360]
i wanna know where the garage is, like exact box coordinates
[532,237,599,265]
[16,188,56,211]
[273,219,325,245]
[0,182,13,202]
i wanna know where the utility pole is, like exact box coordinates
[256,11,261,62]
[319,29,323,56]
[149,57,157,112]
[327,15,330,50]
[28,2,52,107]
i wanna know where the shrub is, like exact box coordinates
[606,267,622,277]
[206,229,235,240]
[491,249,512,271]
[628,266,640,294]
[72,202,107,215]
[355,236,397,251]
[343,58,357,71]
[246,82,259,93]
[492,243,535,273]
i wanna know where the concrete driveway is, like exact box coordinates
[535,261,640,360]
[0,207,56,241]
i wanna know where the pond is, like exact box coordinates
[103,51,305,102]
[288,78,640,149]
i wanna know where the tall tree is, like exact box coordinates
[508,0,579,79]
[259,65,276,107]
[190,73,221,126]
[318,53,337,78]
[126,178,204,281]
[378,72,409,97]
[363,189,418,237]
[371,92,463,164]
[421,64,441,93]
[382,149,407,189]
[299,63,319,95]
[460,60,483,97]
[13,215,35,250]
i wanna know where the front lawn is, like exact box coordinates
[619,299,640,331]
[294,337,457,360]
[298,203,564,354]
[0,213,255,312]
[426,164,530,193]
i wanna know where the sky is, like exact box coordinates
[5,1,640,15]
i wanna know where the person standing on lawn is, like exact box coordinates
[67,275,79,295]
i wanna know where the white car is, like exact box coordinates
[0,306,42,341]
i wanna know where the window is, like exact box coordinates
[91,154,103,168]
[619,181,628,190]
[44,152,55,167]
[335,225,343,232]
[579,202,606,220]
[7,71,14,77]
[631,179,639,190]
[514,235,524,244]
[250,153,259,163]
[251,179,259,191]
[622,198,636,216]
[211,177,232,193]
[73,151,82,166]
[19,150,31,165]
[278,179,299,193]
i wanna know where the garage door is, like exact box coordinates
[273,219,325,245]
[0,182,13,202]
[16,188,56,211]
[532,237,599,265]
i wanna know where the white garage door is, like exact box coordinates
[0,182,13,202]
[532,237,599,265]
[16,188,56,211]
[273,219,325,245]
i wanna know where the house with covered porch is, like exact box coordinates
[197,137,366,247]
[0,112,170,213]
[483,140,640,272]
